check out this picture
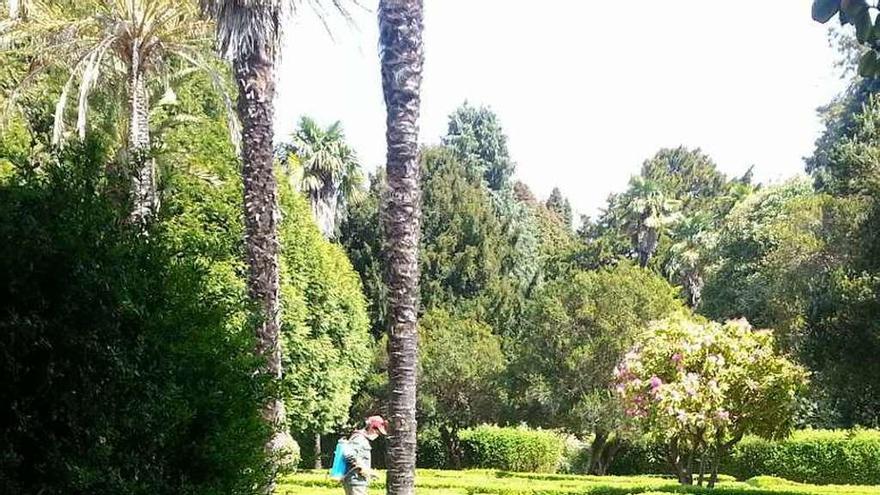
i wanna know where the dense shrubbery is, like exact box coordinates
[725,430,880,485]
[606,429,880,486]
[0,143,270,494]
[156,74,372,440]
[607,439,670,476]
[459,425,565,473]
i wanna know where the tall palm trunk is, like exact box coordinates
[128,39,157,225]
[378,2,424,495]
[233,39,291,472]
[312,181,340,239]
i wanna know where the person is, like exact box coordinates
[342,415,387,495]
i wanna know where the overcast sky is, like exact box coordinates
[275,0,848,217]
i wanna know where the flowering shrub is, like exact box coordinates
[614,312,808,487]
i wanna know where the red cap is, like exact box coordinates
[366,415,387,435]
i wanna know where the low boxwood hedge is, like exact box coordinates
[725,429,880,485]
[460,425,565,473]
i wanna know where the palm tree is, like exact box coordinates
[2,0,237,225]
[277,115,364,239]
[621,176,680,268]
[199,0,354,479]
[378,1,424,494]
[666,213,713,307]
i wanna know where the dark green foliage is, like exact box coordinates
[339,171,387,337]
[157,73,372,439]
[0,143,269,495]
[801,94,880,426]
[725,430,880,485]
[700,179,826,350]
[545,187,573,229]
[443,102,515,191]
[608,440,671,476]
[510,263,683,435]
[416,428,450,469]
[459,426,565,473]
[811,1,880,77]
[640,147,728,214]
[419,146,510,312]
[341,146,534,338]
[418,309,506,466]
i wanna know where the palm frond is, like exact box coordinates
[200,0,361,59]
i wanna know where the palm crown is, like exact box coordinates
[278,115,364,238]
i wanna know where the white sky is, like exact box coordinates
[275,0,847,218]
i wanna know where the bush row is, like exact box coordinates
[725,430,880,485]
[460,425,566,473]
[607,429,880,486]
[413,426,880,485]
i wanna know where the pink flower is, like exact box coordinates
[717,410,730,421]
[671,353,683,363]
[649,376,663,389]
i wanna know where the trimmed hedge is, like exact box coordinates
[725,430,880,485]
[460,425,565,473]
[279,469,880,495]
[607,429,880,485]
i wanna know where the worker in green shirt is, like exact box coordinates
[342,415,387,495]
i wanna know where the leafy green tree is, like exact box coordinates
[419,146,508,312]
[277,116,364,238]
[700,179,826,351]
[443,102,515,191]
[0,140,271,495]
[545,186,573,228]
[277,178,371,468]
[2,0,236,224]
[341,148,533,338]
[616,313,808,487]
[802,92,880,426]
[640,147,728,214]
[509,263,683,475]
[340,170,388,337]
[418,309,506,468]
[155,71,371,472]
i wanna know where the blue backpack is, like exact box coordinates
[329,439,349,481]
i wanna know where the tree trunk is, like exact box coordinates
[233,41,293,481]
[440,425,462,469]
[379,1,424,494]
[638,227,658,268]
[668,439,689,485]
[685,271,703,307]
[128,39,156,226]
[314,433,323,469]
[312,182,340,239]
[708,451,721,489]
[597,436,621,476]
[697,451,706,487]
[588,430,608,475]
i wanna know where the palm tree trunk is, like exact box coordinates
[379,1,424,494]
[128,39,157,226]
[233,41,293,476]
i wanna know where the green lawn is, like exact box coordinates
[277,470,880,495]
